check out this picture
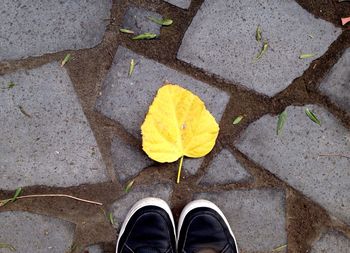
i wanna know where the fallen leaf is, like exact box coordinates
[61,54,72,67]
[108,212,115,225]
[125,180,134,193]
[233,115,243,125]
[141,84,219,183]
[256,40,269,60]
[305,108,321,126]
[341,17,350,25]
[272,244,287,252]
[132,33,157,40]
[0,243,16,252]
[8,81,16,89]
[299,53,315,59]
[276,111,287,135]
[256,25,262,42]
[148,17,173,26]
[11,187,22,202]
[18,106,31,118]
[119,28,135,34]
[129,59,136,77]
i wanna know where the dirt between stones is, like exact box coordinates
[0,0,349,252]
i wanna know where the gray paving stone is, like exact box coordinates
[310,231,350,253]
[111,136,153,183]
[236,105,350,224]
[164,0,191,9]
[122,6,162,35]
[0,0,112,61]
[195,189,286,252]
[0,63,108,190]
[320,48,350,114]
[0,211,74,253]
[84,244,103,253]
[177,0,341,96]
[96,46,229,139]
[183,157,203,175]
[110,183,173,229]
[200,149,252,185]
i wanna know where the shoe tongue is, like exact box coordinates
[136,247,162,253]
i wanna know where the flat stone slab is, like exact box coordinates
[319,48,350,114]
[96,46,229,139]
[164,0,191,9]
[200,149,252,185]
[195,189,286,252]
[0,0,112,61]
[0,63,108,190]
[84,244,103,253]
[236,105,350,224]
[183,157,203,175]
[177,0,341,96]
[310,231,350,253]
[0,211,74,253]
[111,136,153,183]
[122,6,162,35]
[110,183,173,229]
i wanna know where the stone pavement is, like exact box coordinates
[0,0,349,253]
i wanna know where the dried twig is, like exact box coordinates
[318,153,350,159]
[0,194,102,206]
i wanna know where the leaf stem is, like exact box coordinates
[177,156,184,184]
[0,194,102,206]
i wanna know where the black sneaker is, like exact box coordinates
[177,200,238,253]
[116,198,176,253]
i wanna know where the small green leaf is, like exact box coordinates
[120,28,135,34]
[272,244,287,252]
[148,17,173,26]
[8,81,16,89]
[256,25,262,42]
[256,40,269,60]
[0,243,16,252]
[305,108,321,126]
[232,115,243,125]
[299,53,315,59]
[129,59,136,77]
[108,212,115,225]
[61,54,72,67]
[12,187,22,202]
[125,180,134,193]
[276,111,287,135]
[132,33,157,40]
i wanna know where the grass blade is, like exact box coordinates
[299,53,315,59]
[256,40,268,60]
[305,108,321,126]
[233,115,243,125]
[12,187,22,202]
[256,25,262,42]
[61,54,72,67]
[148,17,173,26]
[0,199,11,207]
[272,244,287,252]
[108,212,115,225]
[0,243,16,252]
[125,180,134,193]
[129,59,136,77]
[132,33,157,40]
[120,28,135,34]
[276,111,287,135]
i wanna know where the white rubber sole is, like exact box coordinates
[177,199,239,253]
[116,197,176,253]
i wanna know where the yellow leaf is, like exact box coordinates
[141,84,219,182]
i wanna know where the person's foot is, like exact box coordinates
[116,198,176,253]
[177,200,238,253]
